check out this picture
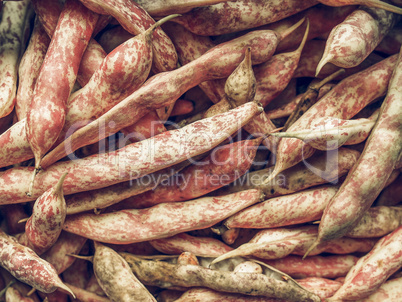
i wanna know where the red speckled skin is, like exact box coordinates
[318,0,402,14]
[315,50,402,247]
[171,0,318,36]
[32,0,107,87]
[63,189,263,244]
[0,229,71,294]
[15,17,50,121]
[22,176,67,255]
[0,0,31,118]
[211,226,377,263]
[225,185,338,229]
[318,6,396,71]
[77,0,177,73]
[41,231,87,274]
[26,0,99,169]
[150,233,233,257]
[121,138,263,208]
[264,255,358,279]
[0,102,261,204]
[63,283,110,302]
[40,30,278,168]
[359,277,402,302]
[329,226,402,301]
[268,54,398,183]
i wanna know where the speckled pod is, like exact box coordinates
[0,229,74,296]
[317,0,402,14]
[63,189,264,244]
[26,0,99,171]
[0,102,262,204]
[328,226,402,301]
[358,277,402,302]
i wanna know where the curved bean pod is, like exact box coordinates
[0,229,74,296]
[317,0,402,14]
[63,189,264,244]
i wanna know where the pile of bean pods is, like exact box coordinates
[0,0,401,301]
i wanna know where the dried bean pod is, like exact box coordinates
[316,6,397,74]
[0,0,32,118]
[264,53,398,185]
[40,29,282,168]
[64,283,110,302]
[149,233,233,257]
[0,102,262,204]
[77,0,177,73]
[224,185,338,229]
[63,189,264,244]
[91,242,157,301]
[305,48,402,255]
[120,253,321,302]
[328,226,402,301]
[171,0,317,36]
[0,229,74,296]
[26,0,99,189]
[15,17,50,121]
[264,255,358,279]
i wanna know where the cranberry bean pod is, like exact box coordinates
[90,242,157,302]
[122,137,263,209]
[120,253,321,302]
[15,17,50,121]
[218,147,360,198]
[19,173,68,255]
[328,226,402,301]
[264,53,398,185]
[77,0,177,73]
[63,189,264,244]
[273,111,379,151]
[224,185,338,229]
[0,102,262,204]
[64,283,110,302]
[264,255,359,279]
[40,29,281,168]
[210,226,377,264]
[358,277,402,302]
[316,6,397,75]
[317,0,402,14]
[169,99,195,116]
[171,0,318,36]
[65,157,196,214]
[0,0,31,118]
[135,0,230,17]
[345,206,402,238]
[26,0,99,180]
[293,39,384,78]
[297,277,343,301]
[306,49,402,255]
[31,0,107,87]
[149,233,233,257]
[41,231,87,274]
[0,229,74,296]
